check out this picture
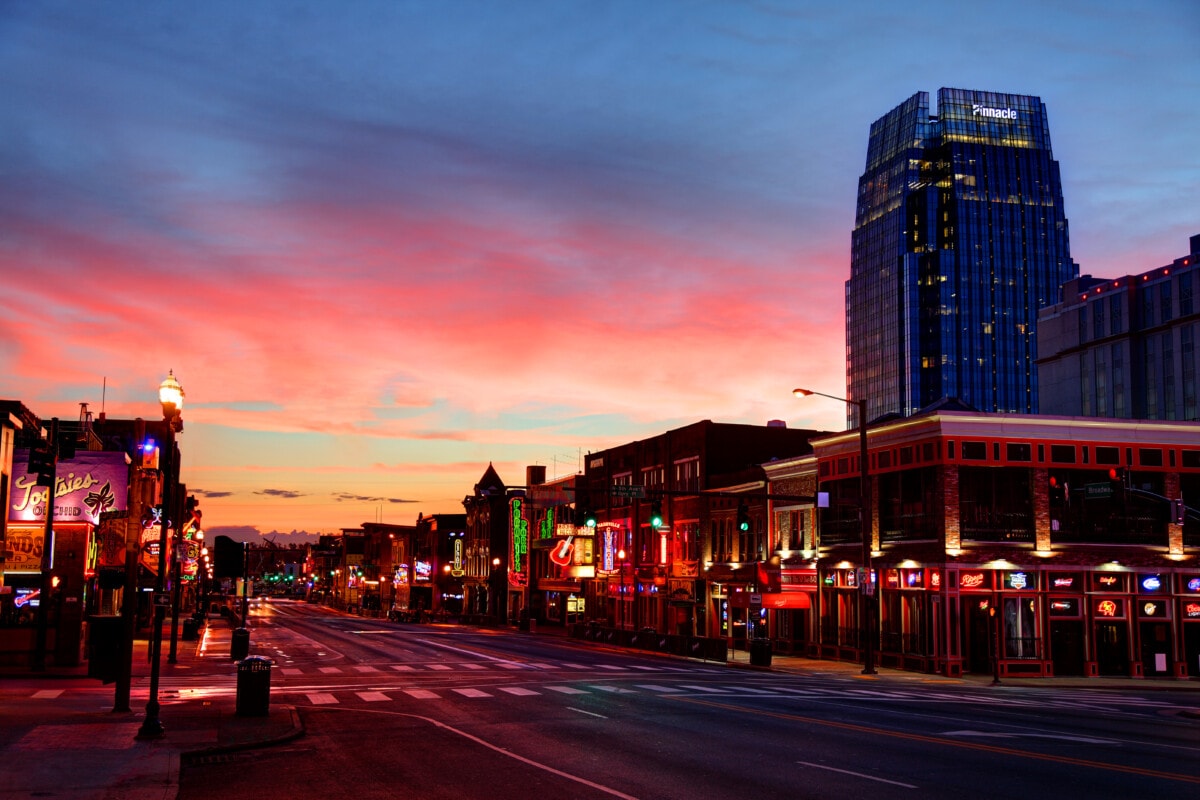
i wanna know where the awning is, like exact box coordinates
[729,591,811,609]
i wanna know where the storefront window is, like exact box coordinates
[1003,596,1039,658]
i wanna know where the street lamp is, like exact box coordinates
[616,549,627,630]
[137,370,183,739]
[794,387,876,675]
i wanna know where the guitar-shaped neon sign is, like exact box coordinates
[549,534,575,567]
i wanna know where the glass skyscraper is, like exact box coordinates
[846,89,1077,423]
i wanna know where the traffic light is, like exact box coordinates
[649,500,663,530]
[27,444,55,487]
[578,507,597,528]
[1048,475,1065,504]
[140,437,160,469]
[1172,498,1187,525]
[1108,467,1126,508]
[736,502,750,532]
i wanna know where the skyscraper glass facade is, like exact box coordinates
[846,89,1076,424]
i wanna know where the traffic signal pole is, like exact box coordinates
[32,419,59,672]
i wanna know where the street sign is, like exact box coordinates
[1084,482,1113,500]
[152,592,171,607]
[611,485,646,499]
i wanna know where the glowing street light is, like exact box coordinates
[138,371,184,739]
[794,387,876,675]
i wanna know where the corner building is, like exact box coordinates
[847,89,1077,423]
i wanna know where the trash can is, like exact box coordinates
[749,637,773,667]
[86,615,124,684]
[235,656,272,717]
[182,617,199,641]
[230,626,250,660]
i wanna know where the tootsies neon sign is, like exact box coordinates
[972,104,1018,120]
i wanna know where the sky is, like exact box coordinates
[2,1,1197,543]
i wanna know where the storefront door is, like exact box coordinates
[965,600,993,674]
[1095,621,1129,676]
[1138,621,1172,676]
[1049,620,1085,676]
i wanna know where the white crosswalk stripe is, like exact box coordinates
[357,691,390,702]
[307,692,339,705]
[403,689,438,699]
[498,687,541,696]
[453,688,491,698]
[545,685,589,695]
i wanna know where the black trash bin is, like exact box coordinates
[235,655,272,717]
[86,615,124,684]
[182,617,199,641]
[230,626,250,660]
[749,637,773,667]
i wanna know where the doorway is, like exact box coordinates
[1049,620,1086,676]
[1139,621,1172,676]
[1094,621,1129,676]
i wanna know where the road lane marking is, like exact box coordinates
[545,686,589,695]
[797,760,918,789]
[568,707,607,719]
[679,684,727,693]
[318,667,342,674]
[594,664,627,671]
[453,688,491,698]
[280,668,304,675]
[496,663,523,670]
[461,663,486,670]
[943,730,1116,744]
[498,687,540,696]
[403,689,439,699]
[354,666,381,673]
[675,696,1200,786]
[31,690,63,699]
[317,709,641,799]
[636,684,682,693]
[306,693,339,705]
[357,691,390,702]
[590,685,637,694]
[391,665,416,671]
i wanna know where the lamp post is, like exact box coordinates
[616,549,627,630]
[794,387,876,675]
[137,370,183,740]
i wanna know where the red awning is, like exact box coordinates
[728,591,811,609]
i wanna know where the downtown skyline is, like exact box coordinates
[2,1,1197,542]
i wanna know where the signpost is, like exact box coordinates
[1084,482,1113,500]
[611,485,646,499]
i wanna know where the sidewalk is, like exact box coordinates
[0,616,302,800]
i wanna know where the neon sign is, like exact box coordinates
[1053,576,1075,588]
[1189,577,1200,593]
[510,497,528,579]
[1007,572,1028,590]
[1141,575,1162,592]
[960,572,985,589]
[1185,602,1200,619]
[1096,600,1118,617]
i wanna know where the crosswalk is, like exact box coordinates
[292,681,803,707]
[263,660,716,678]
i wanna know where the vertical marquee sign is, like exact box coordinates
[509,497,528,587]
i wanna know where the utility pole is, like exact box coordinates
[32,418,59,672]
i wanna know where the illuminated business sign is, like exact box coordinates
[509,497,528,586]
[414,560,432,582]
[1092,573,1125,592]
[1139,575,1163,593]
[1050,574,1080,590]
[972,104,1018,120]
[1094,598,1124,618]
[10,451,130,524]
[451,539,464,577]
[1185,602,1200,619]
[959,571,990,590]
[1002,571,1037,591]
[1186,576,1200,593]
[1048,598,1080,616]
[1138,600,1167,618]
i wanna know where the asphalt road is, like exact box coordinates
[175,600,1200,800]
